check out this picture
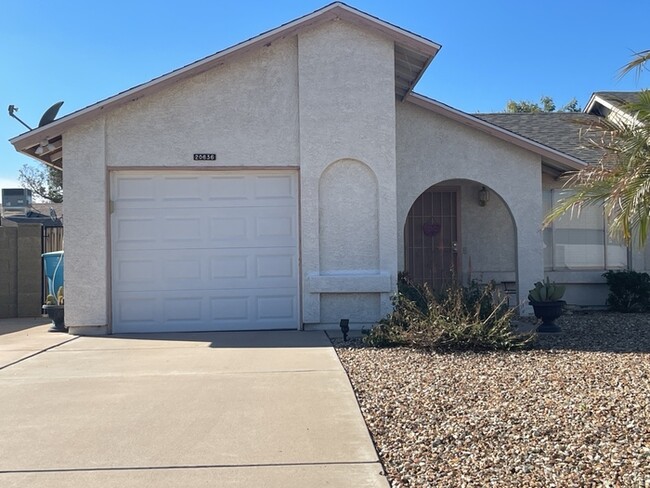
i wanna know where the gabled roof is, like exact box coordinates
[405,93,588,173]
[474,112,605,165]
[584,91,646,125]
[10,2,441,169]
[585,91,642,115]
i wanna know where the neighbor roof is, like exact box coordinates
[10,2,441,169]
[592,91,641,108]
[0,202,63,227]
[584,90,643,117]
[474,112,606,165]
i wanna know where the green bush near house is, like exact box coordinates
[364,275,534,351]
[602,270,650,312]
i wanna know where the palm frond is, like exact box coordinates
[544,93,650,247]
[618,50,650,81]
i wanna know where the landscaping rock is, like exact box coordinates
[333,313,650,487]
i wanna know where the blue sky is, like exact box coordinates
[1,0,648,194]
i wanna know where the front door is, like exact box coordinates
[404,187,459,291]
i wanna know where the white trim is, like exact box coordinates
[585,93,639,126]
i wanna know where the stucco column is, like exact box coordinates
[512,177,544,315]
[64,118,109,334]
[297,20,397,328]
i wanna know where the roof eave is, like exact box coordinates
[11,2,440,153]
[405,92,588,172]
[584,93,602,114]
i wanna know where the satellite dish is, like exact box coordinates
[38,101,64,128]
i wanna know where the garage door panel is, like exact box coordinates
[253,174,296,200]
[113,248,297,292]
[114,289,298,332]
[159,176,203,202]
[257,295,296,320]
[113,175,157,202]
[111,170,299,333]
[211,289,298,329]
[112,173,296,210]
[113,207,297,251]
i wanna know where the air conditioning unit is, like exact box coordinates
[1,188,32,216]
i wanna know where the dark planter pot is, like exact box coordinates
[43,305,66,332]
[530,300,565,333]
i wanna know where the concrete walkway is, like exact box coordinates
[0,320,388,487]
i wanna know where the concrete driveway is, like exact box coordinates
[0,320,388,487]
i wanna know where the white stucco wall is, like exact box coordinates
[63,118,108,332]
[298,20,397,328]
[62,19,399,332]
[451,179,517,284]
[396,101,544,312]
[106,37,300,167]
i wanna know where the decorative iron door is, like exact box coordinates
[404,187,459,291]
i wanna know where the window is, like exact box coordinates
[543,190,627,270]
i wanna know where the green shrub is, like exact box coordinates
[364,277,533,351]
[602,270,650,312]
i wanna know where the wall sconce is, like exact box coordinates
[478,186,490,207]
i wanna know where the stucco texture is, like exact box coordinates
[62,18,400,332]
[396,101,544,311]
[298,20,397,327]
[105,37,300,168]
[63,118,108,330]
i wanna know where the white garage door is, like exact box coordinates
[111,170,300,333]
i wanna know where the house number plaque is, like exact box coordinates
[193,153,216,161]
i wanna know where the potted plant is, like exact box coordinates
[528,277,565,333]
[43,286,65,332]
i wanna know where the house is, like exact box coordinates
[9,3,645,334]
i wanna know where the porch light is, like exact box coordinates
[478,186,490,207]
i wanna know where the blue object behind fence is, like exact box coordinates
[43,251,64,297]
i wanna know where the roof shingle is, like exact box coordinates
[474,112,606,165]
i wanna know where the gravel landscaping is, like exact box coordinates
[333,312,650,487]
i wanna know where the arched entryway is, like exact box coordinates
[403,180,517,297]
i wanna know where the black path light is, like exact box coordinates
[340,319,350,341]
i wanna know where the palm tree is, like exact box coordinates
[544,91,650,247]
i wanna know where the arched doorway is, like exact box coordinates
[404,185,459,290]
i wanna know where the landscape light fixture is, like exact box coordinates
[339,319,350,341]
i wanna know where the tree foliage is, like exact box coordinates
[18,163,63,203]
[505,96,581,113]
